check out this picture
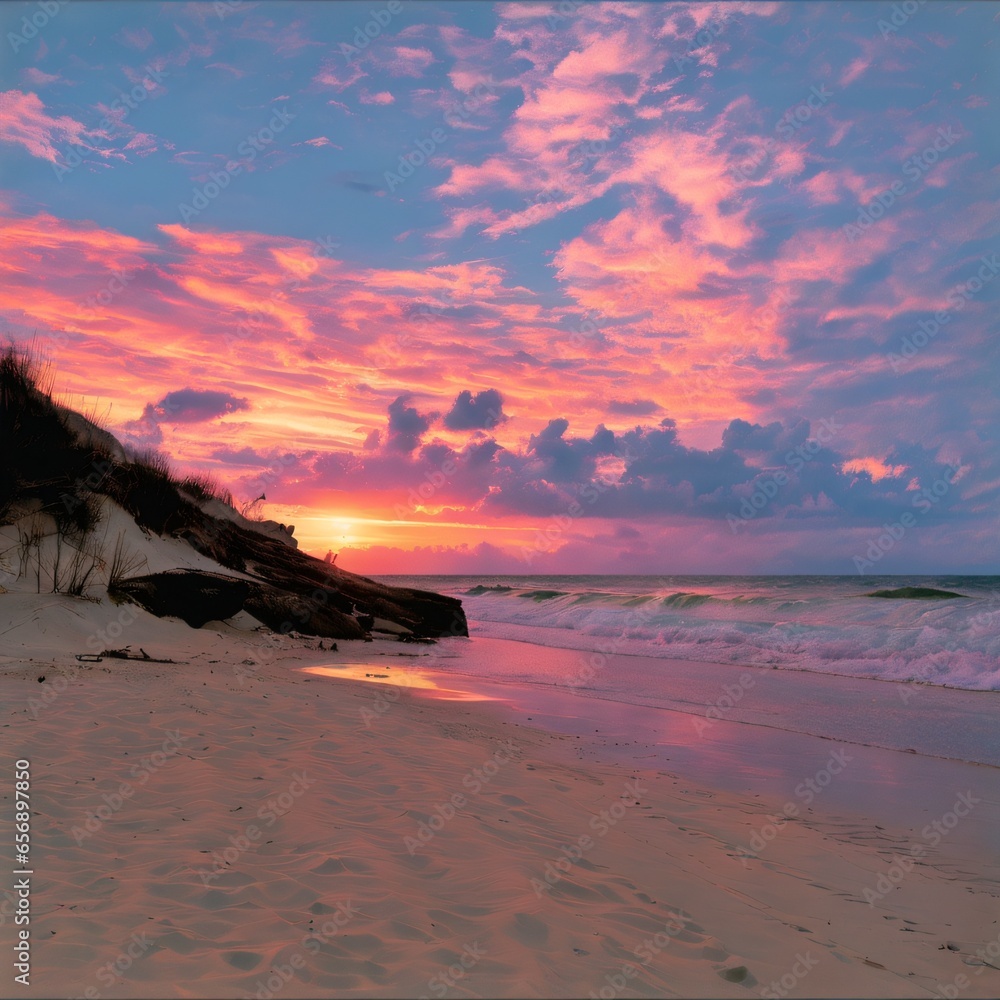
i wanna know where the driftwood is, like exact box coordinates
[99,646,177,663]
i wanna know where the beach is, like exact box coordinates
[3,597,999,998]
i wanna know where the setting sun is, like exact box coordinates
[330,519,356,544]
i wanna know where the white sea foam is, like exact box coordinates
[380,575,1000,691]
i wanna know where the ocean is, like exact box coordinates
[376,574,1000,692]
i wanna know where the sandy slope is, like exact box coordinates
[1,612,999,998]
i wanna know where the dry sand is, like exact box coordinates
[2,603,999,998]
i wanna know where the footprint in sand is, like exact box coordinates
[720,965,753,984]
[510,912,549,946]
[701,936,758,988]
[309,857,347,875]
[223,951,262,971]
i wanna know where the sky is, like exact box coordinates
[1,0,998,575]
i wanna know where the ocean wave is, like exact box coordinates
[450,577,1000,691]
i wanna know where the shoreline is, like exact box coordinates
[344,628,1000,769]
[2,623,999,997]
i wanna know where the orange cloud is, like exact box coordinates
[842,458,908,481]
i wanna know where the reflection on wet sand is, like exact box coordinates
[302,662,495,702]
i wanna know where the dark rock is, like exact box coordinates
[110,570,250,628]
[864,587,966,599]
[196,516,468,638]
[244,584,367,640]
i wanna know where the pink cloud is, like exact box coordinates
[233,18,322,57]
[20,68,60,87]
[609,128,755,248]
[429,4,783,244]
[123,132,160,157]
[314,59,365,92]
[841,458,909,482]
[552,29,658,85]
[207,62,248,78]
[381,46,435,77]
[116,26,154,51]
[838,37,880,87]
[359,89,394,105]
[0,90,108,163]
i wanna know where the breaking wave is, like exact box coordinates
[429,575,1000,691]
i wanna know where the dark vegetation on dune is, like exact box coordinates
[864,587,967,599]
[0,347,467,640]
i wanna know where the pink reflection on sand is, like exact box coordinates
[301,664,494,702]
